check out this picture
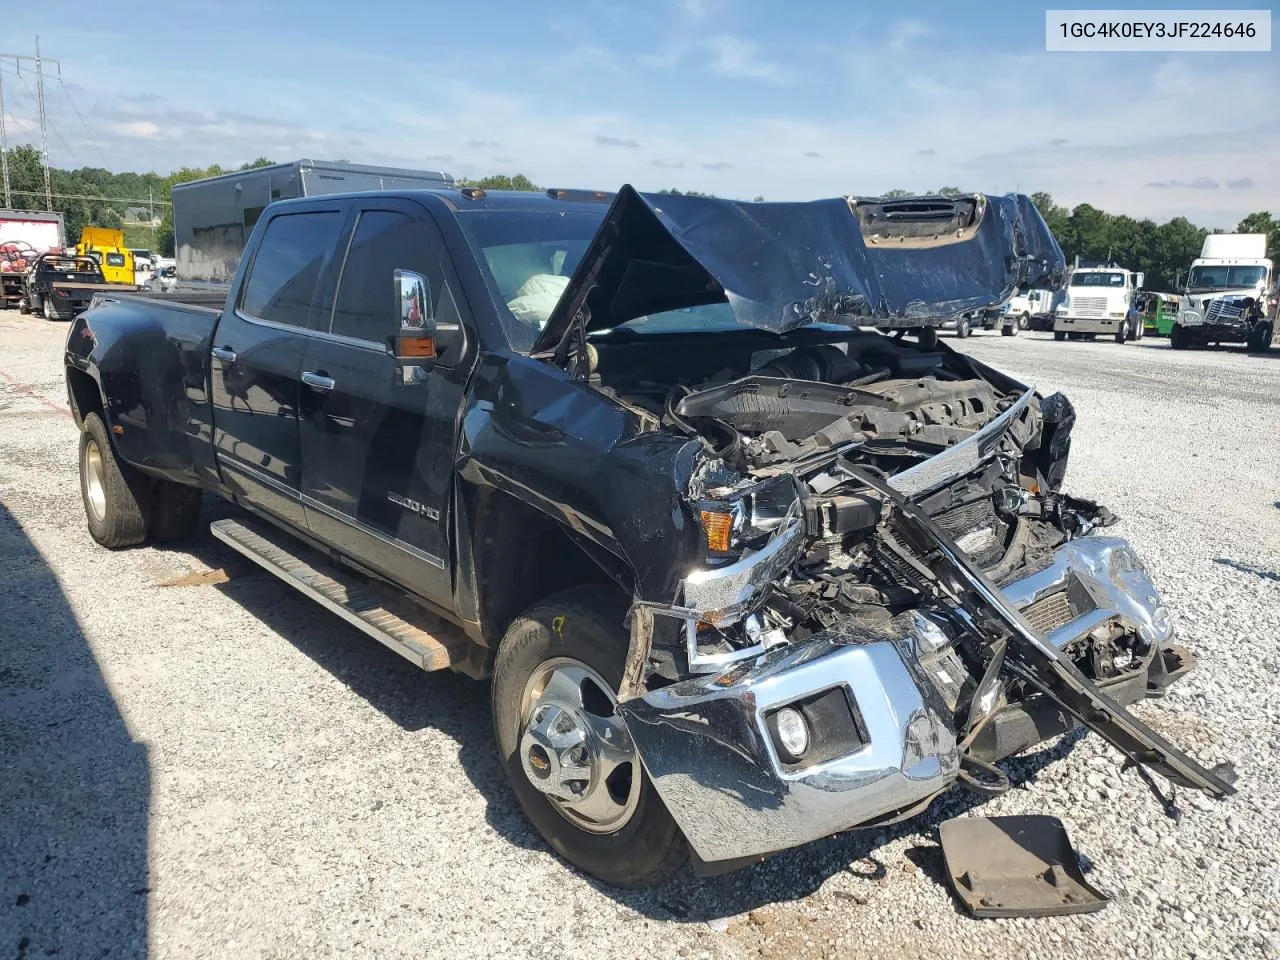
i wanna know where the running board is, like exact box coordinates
[211,517,471,673]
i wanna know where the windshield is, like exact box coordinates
[1187,264,1267,292]
[454,208,604,352]
[1070,272,1126,288]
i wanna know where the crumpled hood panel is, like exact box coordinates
[533,187,1065,353]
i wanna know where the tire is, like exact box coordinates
[1018,312,1030,331]
[955,316,971,338]
[1001,323,1015,337]
[1170,324,1190,350]
[19,295,30,315]
[1247,321,1274,354]
[150,481,203,541]
[1054,331,1066,342]
[79,412,152,549]
[43,297,59,321]
[492,586,688,887]
[1115,321,1128,344]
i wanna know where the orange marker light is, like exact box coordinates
[700,510,733,553]
[397,336,436,359]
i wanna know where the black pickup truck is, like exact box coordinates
[65,186,1231,887]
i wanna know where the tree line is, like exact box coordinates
[3,149,1276,290]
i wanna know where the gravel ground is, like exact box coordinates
[2,314,1278,960]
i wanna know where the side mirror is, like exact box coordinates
[394,269,436,381]
[1134,272,1145,289]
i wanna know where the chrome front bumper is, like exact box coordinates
[620,535,1174,864]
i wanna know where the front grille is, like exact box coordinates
[1071,296,1108,317]
[1205,299,1244,322]
[1020,589,1073,635]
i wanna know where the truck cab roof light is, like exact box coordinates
[546,188,615,202]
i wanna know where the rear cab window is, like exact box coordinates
[239,211,342,328]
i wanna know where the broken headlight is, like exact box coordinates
[696,474,803,562]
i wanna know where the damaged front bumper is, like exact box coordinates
[619,536,1196,866]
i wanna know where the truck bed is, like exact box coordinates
[109,289,228,310]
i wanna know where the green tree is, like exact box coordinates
[935,185,963,197]
[882,188,912,198]
[459,173,541,191]
[1030,191,1070,243]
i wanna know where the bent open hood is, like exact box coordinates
[532,186,1065,354]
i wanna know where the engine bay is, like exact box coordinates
[589,330,1146,707]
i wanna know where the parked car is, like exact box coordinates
[64,186,1230,887]
[147,264,177,293]
[21,252,105,320]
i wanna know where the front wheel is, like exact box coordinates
[1001,322,1016,337]
[1018,312,1030,331]
[955,316,971,338]
[79,412,152,549]
[1170,324,1190,350]
[1054,331,1067,342]
[19,295,30,315]
[1247,320,1274,353]
[492,586,687,887]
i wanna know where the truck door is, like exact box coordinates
[297,200,466,608]
[210,206,345,527]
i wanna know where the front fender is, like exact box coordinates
[457,352,705,603]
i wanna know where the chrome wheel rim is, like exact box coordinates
[519,657,641,834]
[84,438,107,522]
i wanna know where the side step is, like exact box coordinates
[211,517,472,673]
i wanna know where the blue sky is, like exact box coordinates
[1,0,1276,226]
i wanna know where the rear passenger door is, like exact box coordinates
[210,206,344,527]
[297,199,468,608]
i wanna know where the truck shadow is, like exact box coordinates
[1212,557,1280,583]
[0,500,151,959]
[170,500,1095,922]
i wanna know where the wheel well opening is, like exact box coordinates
[65,367,103,429]
[469,488,631,648]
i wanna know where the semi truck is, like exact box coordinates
[1171,234,1276,352]
[170,159,454,294]
[1052,265,1145,343]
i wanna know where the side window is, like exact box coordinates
[240,211,341,328]
[330,210,435,343]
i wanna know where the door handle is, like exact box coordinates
[301,371,336,392]
[211,345,237,363]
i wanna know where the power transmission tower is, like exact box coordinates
[0,66,9,207]
[0,37,61,211]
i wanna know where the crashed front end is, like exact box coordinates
[619,379,1213,865]
[535,186,1231,869]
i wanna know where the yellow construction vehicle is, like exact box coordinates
[76,226,135,286]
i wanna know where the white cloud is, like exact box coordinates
[705,34,787,83]
[108,120,161,139]
[7,13,1276,229]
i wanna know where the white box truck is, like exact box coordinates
[1172,234,1276,352]
[0,209,67,309]
[170,159,454,295]
[1052,266,1145,343]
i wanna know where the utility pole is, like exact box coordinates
[0,65,10,208]
[34,36,50,210]
[0,40,61,212]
